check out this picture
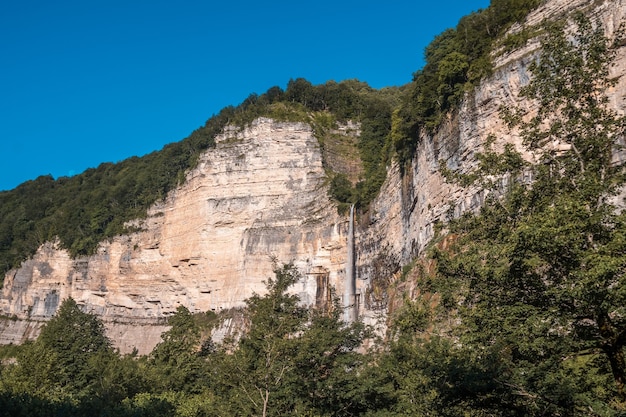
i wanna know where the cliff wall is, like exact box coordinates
[1,0,624,354]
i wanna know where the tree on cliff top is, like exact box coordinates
[433,13,626,413]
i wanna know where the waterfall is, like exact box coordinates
[344,204,357,322]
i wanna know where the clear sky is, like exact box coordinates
[0,0,490,191]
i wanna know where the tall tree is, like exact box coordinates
[435,12,626,413]
[216,263,371,416]
[147,305,208,394]
[219,263,308,416]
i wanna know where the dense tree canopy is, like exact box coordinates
[0,298,120,413]
[426,12,626,414]
[212,263,372,416]
[0,265,374,417]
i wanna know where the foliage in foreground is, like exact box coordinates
[0,264,377,417]
[416,12,626,415]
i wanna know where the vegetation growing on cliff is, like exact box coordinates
[392,0,543,165]
[0,0,544,279]
[231,78,399,212]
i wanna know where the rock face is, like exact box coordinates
[1,0,625,354]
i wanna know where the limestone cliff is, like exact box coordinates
[1,0,625,354]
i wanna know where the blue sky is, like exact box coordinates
[0,0,490,191]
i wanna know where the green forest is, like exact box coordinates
[3,0,626,415]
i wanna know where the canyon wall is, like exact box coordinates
[1,0,624,354]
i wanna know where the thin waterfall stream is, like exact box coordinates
[344,204,357,322]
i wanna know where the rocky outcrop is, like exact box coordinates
[1,0,624,354]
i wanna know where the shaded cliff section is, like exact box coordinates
[356,0,626,317]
